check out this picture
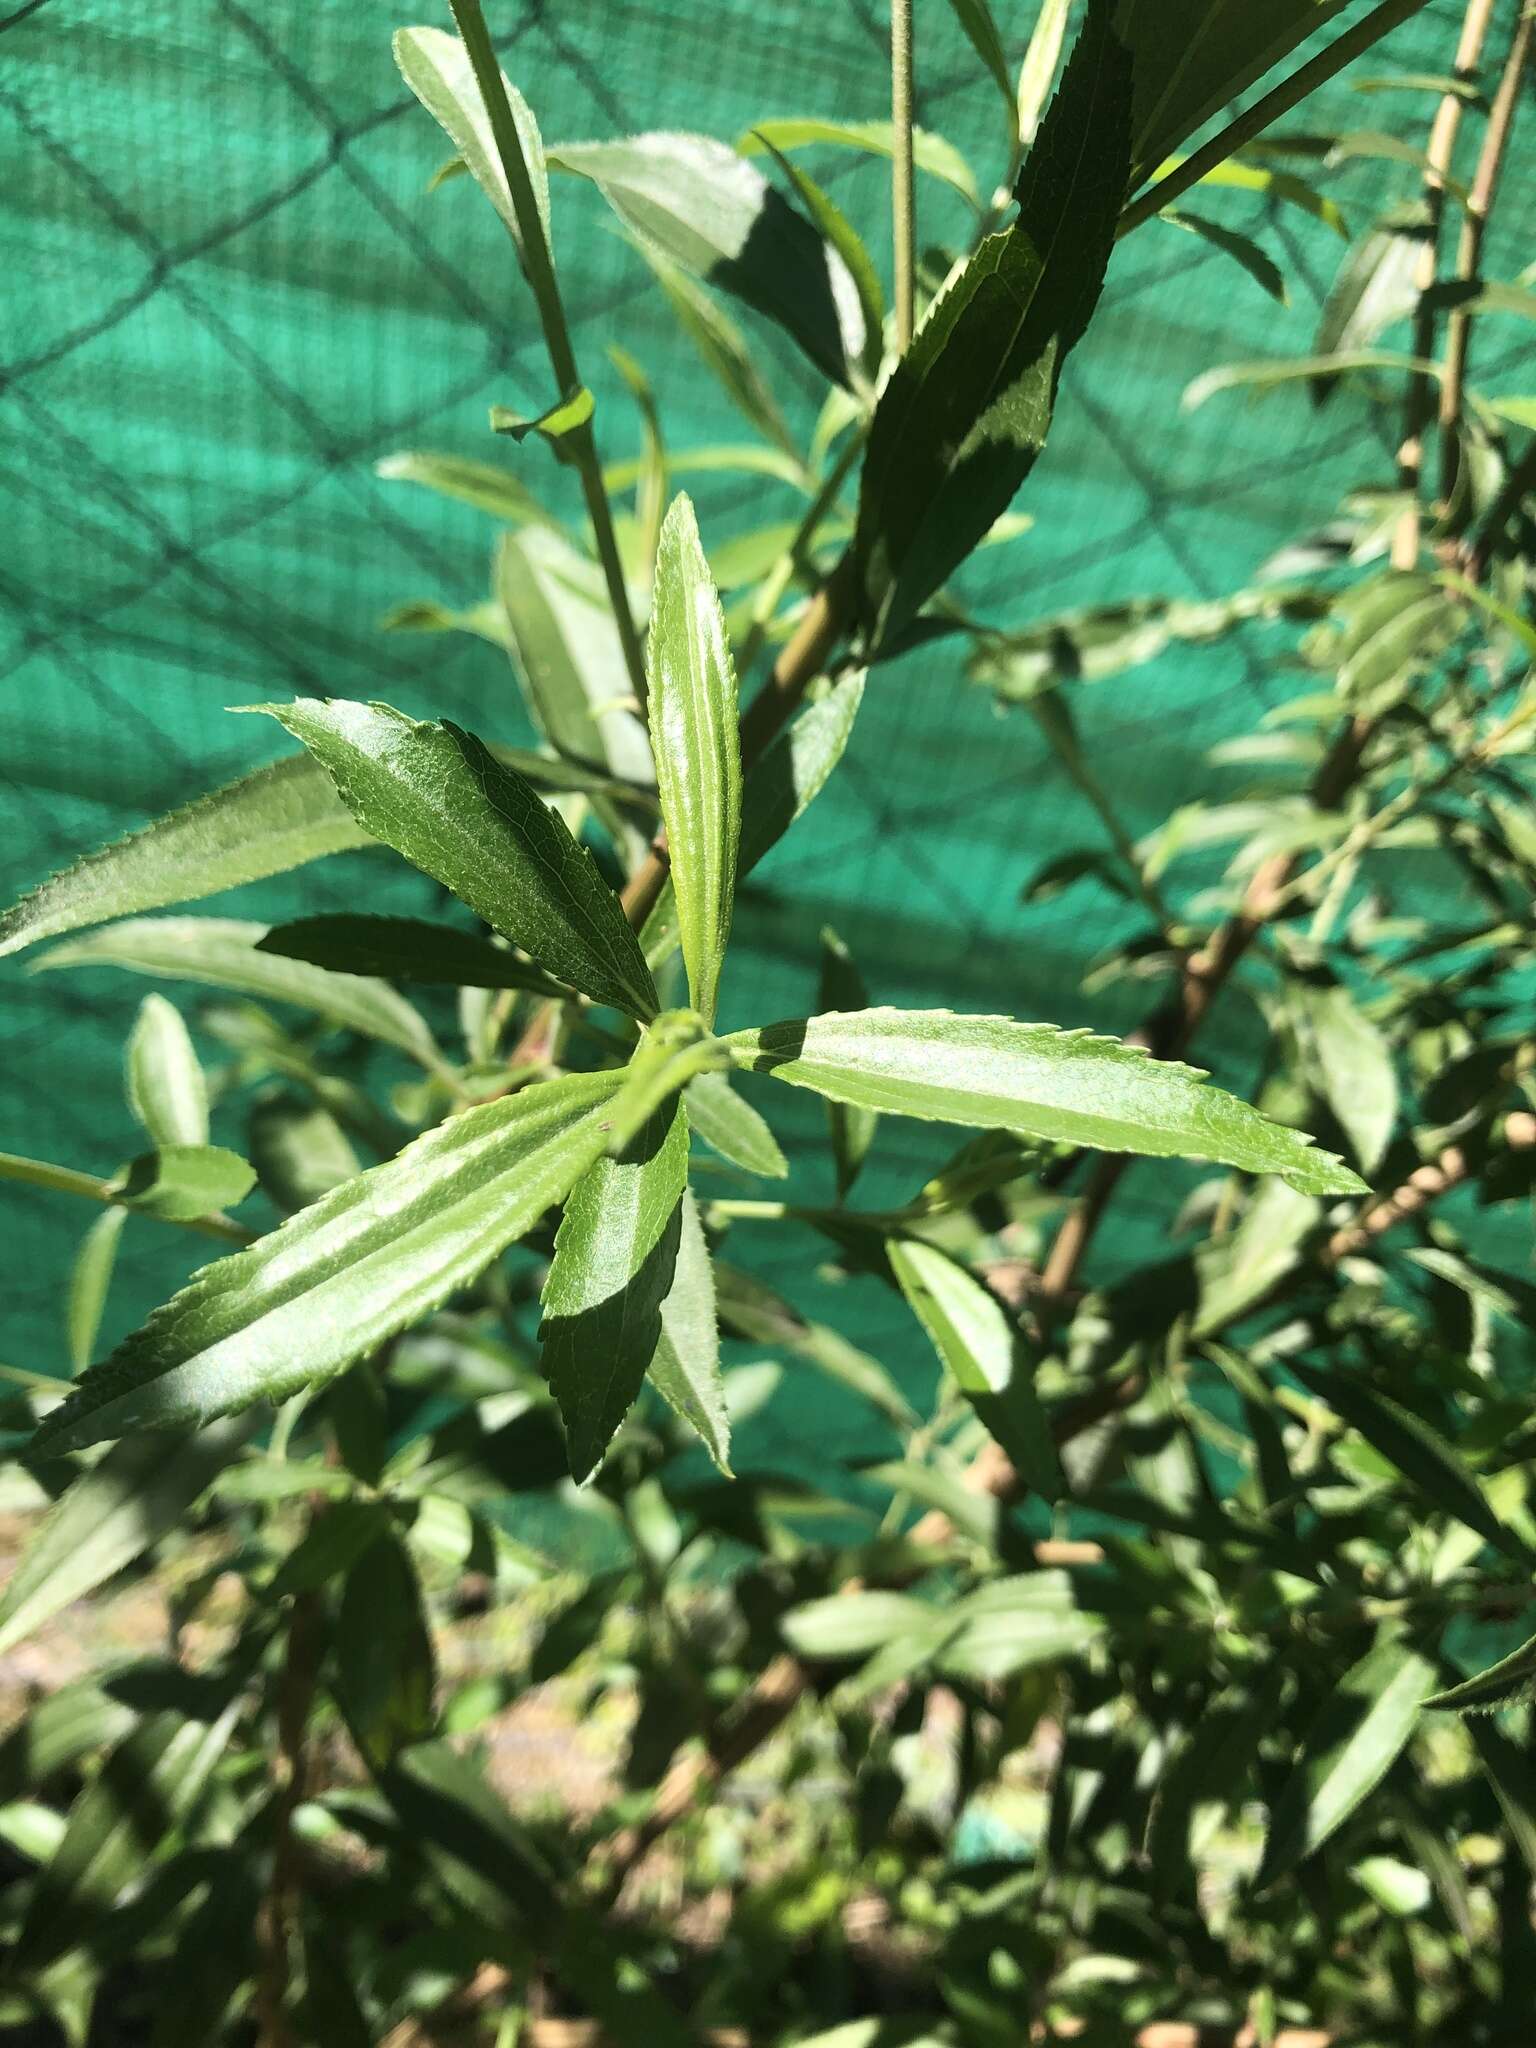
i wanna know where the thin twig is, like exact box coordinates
[1438,0,1535,499]
[446,0,649,712]
[1392,0,1497,569]
[891,0,916,351]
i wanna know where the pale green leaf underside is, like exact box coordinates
[126,993,209,1148]
[725,1008,1365,1195]
[0,752,371,961]
[394,25,551,258]
[684,1069,787,1179]
[34,916,441,1069]
[31,1070,625,1456]
[648,1188,731,1474]
[646,496,741,1026]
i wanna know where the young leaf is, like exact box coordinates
[394,25,551,260]
[109,1144,257,1223]
[539,1100,690,1482]
[1017,0,1071,143]
[490,383,595,453]
[36,915,442,1069]
[818,927,876,1199]
[550,132,860,388]
[1425,1631,1536,1714]
[736,670,866,876]
[375,447,555,528]
[252,699,658,1021]
[1183,348,1435,412]
[333,1529,438,1769]
[738,119,979,208]
[648,1188,731,1473]
[0,1421,249,1657]
[1194,1178,1318,1335]
[126,994,209,1148]
[496,526,655,790]
[1259,1636,1434,1886]
[0,753,370,961]
[852,5,1135,645]
[684,1068,788,1179]
[646,496,741,1026]
[724,1008,1366,1194]
[1160,208,1287,303]
[258,915,572,998]
[1295,1361,1526,1563]
[29,1069,625,1456]
[1313,215,1423,383]
[888,1238,1062,1500]
[66,1207,127,1375]
[782,1589,945,1661]
[1296,980,1397,1174]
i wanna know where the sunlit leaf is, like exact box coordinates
[394,24,551,260]
[65,1207,126,1375]
[726,1008,1366,1194]
[738,118,979,208]
[684,1068,787,1178]
[1295,980,1397,1174]
[647,1188,731,1473]
[109,1145,256,1223]
[125,994,209,1149]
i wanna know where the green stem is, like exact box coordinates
[0,1150,249,1245]
[1118,0,1433,238]
[736,425,866,678]
[446,0,649,712]
[891,0,916,351]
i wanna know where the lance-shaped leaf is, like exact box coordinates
[109,1144,257,1223]
[334,1530,438,1769]
[66,1206,126,1374]
[258,915,572,999]
[748,134,883,379]
[684,1069,787,1178]
[0,753,370,961]
[36,916,442,1069]
[1259,1636,1434,1885]
[1160,208,1287,304]
[550,132,861,389]
[376,447,555,528]
[724,1009,1366,1195]
[539,1099,690,1482]
[394,25,551,260]
[738,119,979,208]
[126,994,209,1148]
[490,383,594,455]
[852,5,1134,646]
[1313,211,1424,386]
[1296,980,1397,1173]
[29,1069,625,1456]
[1426,1632,1536,1715]
[1290,1361,1525,1564]
[648,1188,730,1473]
[253,699,658,1021]
[889,1238,1061,1500]
[495,526,655,788]
[646,497,741,1026]
[0,1420,250,1658]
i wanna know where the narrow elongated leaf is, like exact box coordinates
[1017,0,1071,143]
[66,1206,126,1375]
[334,1530,437,1768]
[15,1696,242,1969]
[35,915,442,1068]
[258,915,571,998]
[648,1188,731,1473]
[1425,1632,1536,1714]
[496,526,654,787]
[1184,348,1437,412]
[934,1573,1101,1682]
[647,496,741,1026]
[126,994,209,1147]
[714,1261,916,1430]
[1314,216,1423,380]
[725,1009,1366,1194]
[394,25,551,259]
[736,670,866,875]
[550,132,859,387]
[110,1144,257,1222]
[1469,1720,1536,1873]
[1297,981,1397,1173]
[490,383,594,450]
[0,1421,248,1656]
[1195,1178,1317,1335]
[1259,1637,1434,1885]
[0,753,370,961]
[889,1238,1061,1499]
[818,927,876,1199]
[29,1070,625,1456]
[944,0,1013,117]
[853,6,1134,645]
[1291,1361,1522,1561]
[782,1590,944,1661]
[748,133,883,377]
[539,1100,690,1481]
[684,1069,787,1178]
[253,700,657,1021]
[642,247,795,455]
[738,119,978,208]
[1161,208,1287,303]
[375,448,554,527]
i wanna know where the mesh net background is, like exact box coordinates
[3,0,1533,1472]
